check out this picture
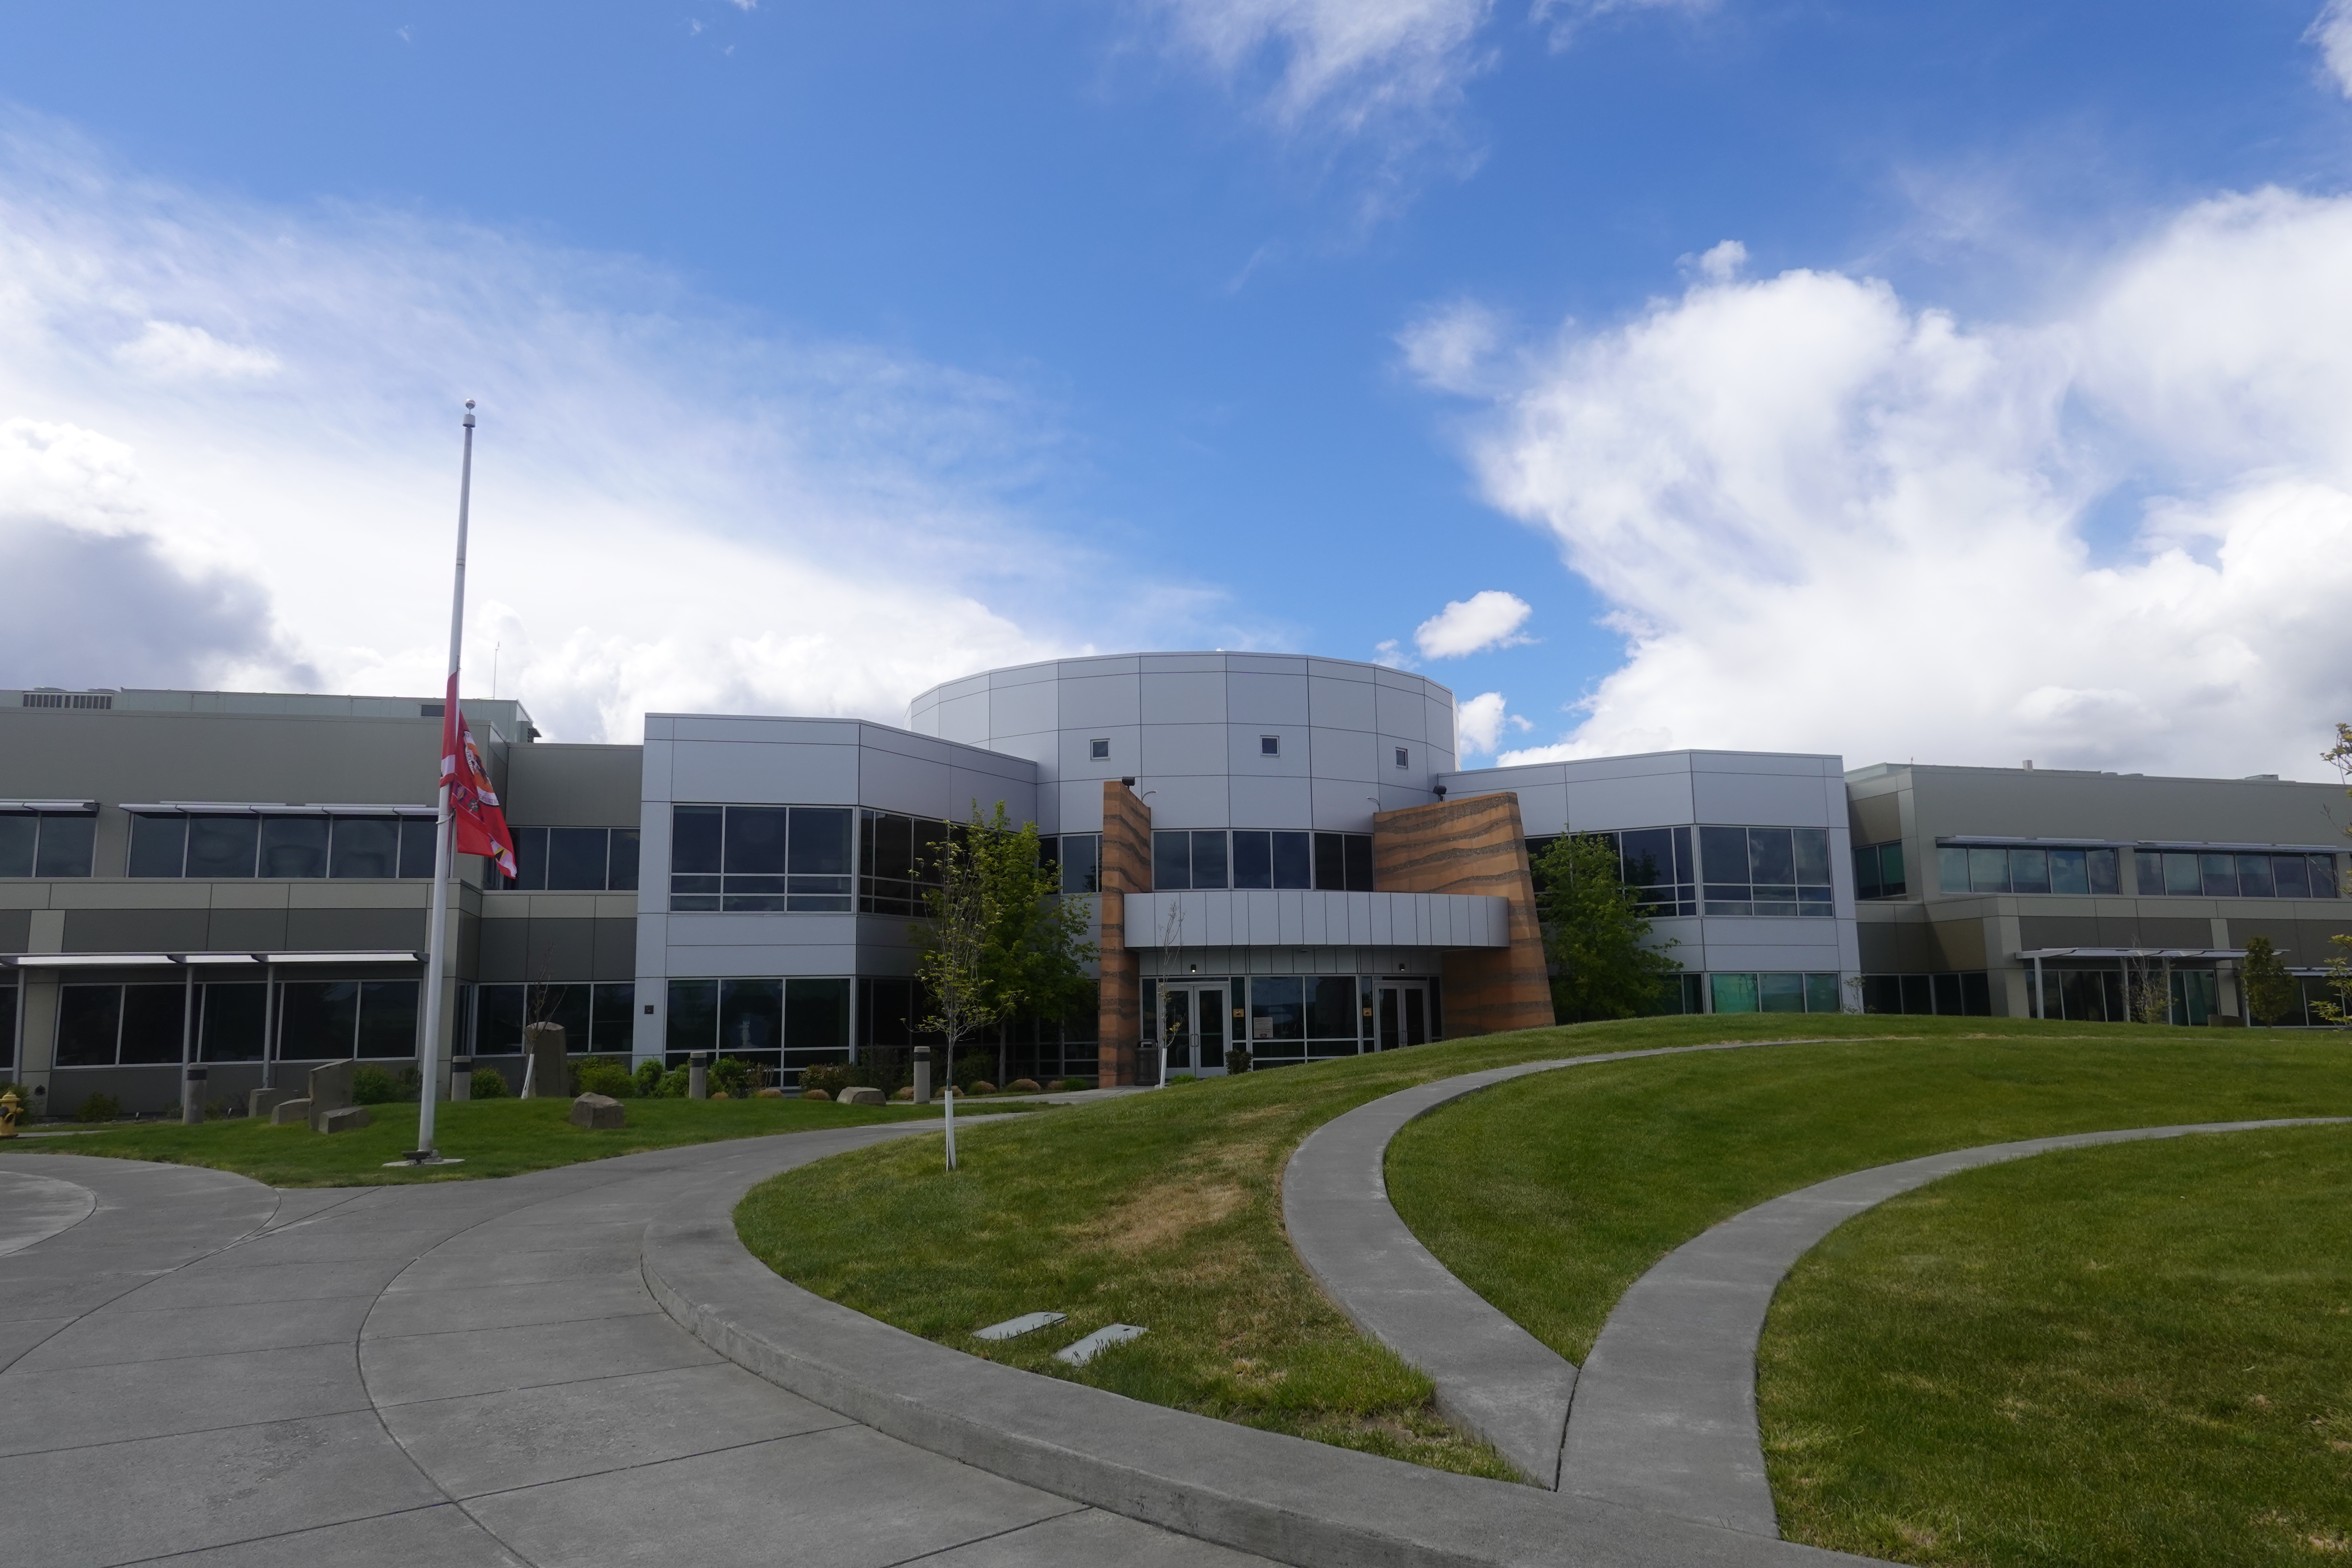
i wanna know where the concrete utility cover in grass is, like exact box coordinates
[1054,1324,1145,1365]
[974,1311,1066,1341]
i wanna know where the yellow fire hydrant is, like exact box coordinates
[0,1089,21,1138]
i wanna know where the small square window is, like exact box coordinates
[1260,735,1280,757]
[1089,738,1109,760]
[1394,747,1410,769]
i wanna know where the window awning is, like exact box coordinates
[2015,947,2246,961]
[8,952,179,967]
[263,951,424,965]
[0,799,97,814]
[116,802,435,817]
[6,951,423,968]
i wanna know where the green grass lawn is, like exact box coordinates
[1758,1124,2352,1568]
[735,1015,2086,1478]
[744,1015,2352,1491]
[10,1094,1030,1186]
[1383,1030,2352,1367]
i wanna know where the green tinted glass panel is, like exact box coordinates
[1710,973,1759,1013]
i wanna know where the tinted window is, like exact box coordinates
[507,826,549,889]
[546,827,610,890]
[1308,976,1356,1039]
[0,816,34,878]
[1792,829,1830,885]
[199,984,268,1062]
[188,815,259,878]
[667,979,718,1054]
[330,817,401,879]
[2049,848,2089,895]
[2275,855,2313,898]
[788,809,851,875]
[1191,831,1228,889]
[357,980,420,1058]
[476,984,527,1053]
[127,815,187,878]
[787,977,851,1057]
[720,978,783,1054]
[33,814,95,878]
[1231,830,1272,889]
[278,981,358,1059]
[1250,976,1304,1041]
[592,982,636,1050]
[608,830,640,891]
[725,808,788,874]
[118,985,186,1063]
[258,817,328,879]
[1344,833,1375,891]
[2009,848,2051,894]
[1153,832,1191,891]
[399,818,440,879]
[1700,826,1748,886]
[672,806,724,874]
[1271,831,1311,889]
[55,986,121,1066]
[1748,829,1795,886]
[1312,833,1346,891]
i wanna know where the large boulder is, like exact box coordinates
[839,1086,888,1107]
[306,1060,357,1133]
[570,1093,625,1130]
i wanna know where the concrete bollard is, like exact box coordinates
[248,1086,287,1121]
[449,1056,473,1102]
[182,1067,208,1126]
[688,1051,709,1101]
[913,1045,933,1106]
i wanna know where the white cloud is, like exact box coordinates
[2309,0,2352,96]
[0,119,1158,741]
[1414,588,1533,658]
[1454,689,1531,753]
[1531,0,1714,50]
[1396,298,1505,395]
[1148,0,1494,186]
[113,320,282,381]
[1436,192,2352,780]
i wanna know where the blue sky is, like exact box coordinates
[3,1,2352,776]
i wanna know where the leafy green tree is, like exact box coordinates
[911,801,1097,1167]
[2239,934,2298,1026]
[1532,832,1682,1023]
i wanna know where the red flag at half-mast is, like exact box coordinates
[440,672,518,880]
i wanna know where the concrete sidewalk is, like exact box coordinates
[0,1133,1270,1568]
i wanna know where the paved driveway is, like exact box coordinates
[0,1132,1269,1568]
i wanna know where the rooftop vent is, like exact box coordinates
[21,692,112,710]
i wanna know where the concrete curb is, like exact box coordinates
[640,1122,1875,1568]
[1280,1040,1832,1487]
[1562,1115,2352,1535]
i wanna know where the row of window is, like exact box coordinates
[665,977,852,1063]
[49,980,422,1066]
[1139,974,1445,1064]
[1852,842,1908,900]
[1150,830,1376,892]
[1858,972,1996,1017]
[491,828,641,892]
[1934,845,2339,900]
[472,982,638,1054]
[1708,972,1846,1014]
[0,811,96,879]
[1529,828,1703,916]
[129,812,441,881]
[1529,827,1837,919]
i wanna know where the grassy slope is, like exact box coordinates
[9,1095,1022,1186]
[1383,1029,2352,1365]
[736,1015,2071,1478]
[1759,1125,2352,1568]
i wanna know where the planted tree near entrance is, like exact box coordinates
[2239,934,2297,1026]
[1532,832,1682,1022]
[911,802,1096,1167]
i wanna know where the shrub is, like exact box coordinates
[710,1056,752,1099]
[77,1092,122,1124]
[469,1068,510,1099]
[798,1061,854,1099]
[1008,1078,1041,1093]
[634,1058,668,1097]
[573,1056,636,1099]
[1054,1078,1090,1092]
[1224,1045,1252,1075]
[352,1066,401,1105]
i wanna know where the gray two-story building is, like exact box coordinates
[6,664,2349,1118]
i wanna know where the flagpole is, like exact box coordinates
[407,400,475,1165]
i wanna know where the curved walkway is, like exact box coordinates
[1280,1040,1826,1485]
[1563,1116,2352,1535]
[0,1131,1273,1568]
[1277,1052,2350,1538]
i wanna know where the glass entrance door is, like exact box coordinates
[1157,984,1227,1079]
[1375,983,1430,1051]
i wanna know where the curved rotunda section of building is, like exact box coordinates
[906,653,1459,837]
